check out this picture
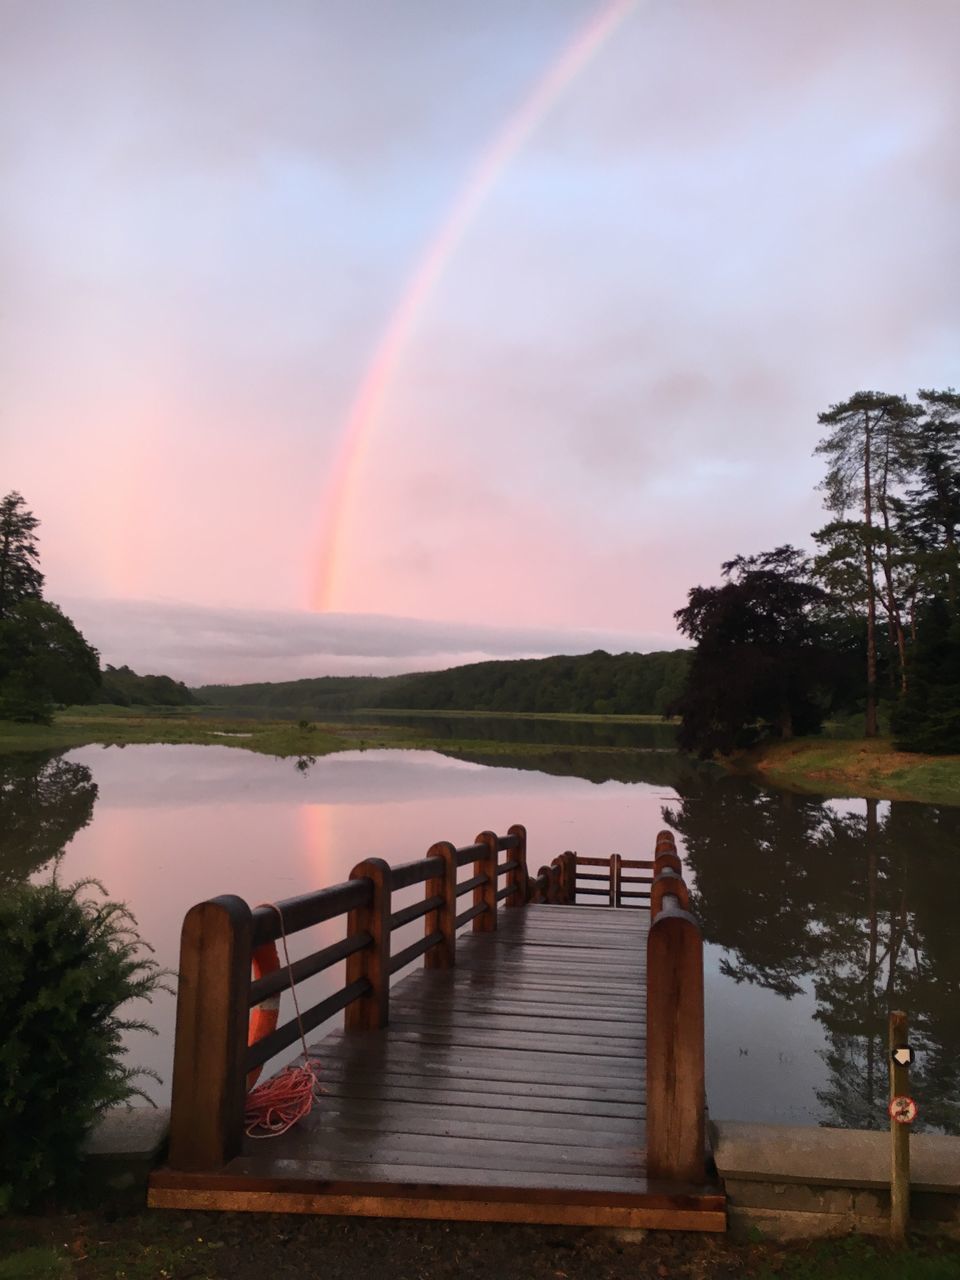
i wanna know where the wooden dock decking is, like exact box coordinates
[149,831,725,1230]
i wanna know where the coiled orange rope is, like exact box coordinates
[244,903,325,1138]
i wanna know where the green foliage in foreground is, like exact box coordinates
[753,1232,960,1279]
[196,648,692,716]
[0,1247,68,1279]
[0,878,170,1211]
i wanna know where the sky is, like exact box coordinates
[4,0,959,683]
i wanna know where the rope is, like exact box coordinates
[244,902,325,1138]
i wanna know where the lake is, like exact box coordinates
[5,730,958,1134]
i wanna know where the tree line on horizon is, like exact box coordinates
[672,388,960,757]
[0,491,197,721]
[196,649,692,717]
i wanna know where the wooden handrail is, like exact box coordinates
[250,879,371,946]
[167,821,705,1187]
[169,819,550,1169]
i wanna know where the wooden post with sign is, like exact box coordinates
[888,1009,912,1244]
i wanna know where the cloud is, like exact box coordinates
[61,596,681,685]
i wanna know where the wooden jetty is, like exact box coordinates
[149,826,725,1230]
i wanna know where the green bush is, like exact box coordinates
[0,877,171,1210]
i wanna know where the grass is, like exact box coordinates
[342,707,673,723]
[0,706,348,759]
[737,736,960,806]
[752,1233,960,1278]
[0,1247,69,1279]
[0,705,665,765]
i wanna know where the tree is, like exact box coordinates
[890,596,960,753]
[0,600,101,722]
[671,546,830,757]
[898,389,960,609]
[814,392,923,733]
[0,492,44,619]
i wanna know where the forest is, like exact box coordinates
[672,388,960,757]
[196,649,691,717]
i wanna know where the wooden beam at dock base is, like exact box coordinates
[148,1179,726,1231]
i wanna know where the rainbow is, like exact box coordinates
[311,0,638,612]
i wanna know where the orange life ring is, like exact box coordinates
[247,941,281,1090]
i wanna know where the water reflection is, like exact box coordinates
[1,739,957,1132]
[0,750,98,887]
[665,777,960,1134]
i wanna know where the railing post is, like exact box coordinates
[646,898,705,1183]
[424,840,457,969]
[554,860,566,903]
[506,823,528,906]
[473,830,499,931]
[345,858,392,1029]
[650,867,690,917]
[534,866,550,904]
[608,854,617,907]
[613,853,623,907]
[168,895,252,1172]
[562,850,576,903]
[654,830,682,878]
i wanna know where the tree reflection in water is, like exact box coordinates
[665,776,960,1134]
[0,750,98,887]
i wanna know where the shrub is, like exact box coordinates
[0,877,171,1210]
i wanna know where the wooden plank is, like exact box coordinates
[389,1008,644,1034]
[317,1028,644,1062]
[148,1182,726,1231]
[307,1074,646,1111]
[282,1100,642,1139]
[303,1050,646,1090]
[232,1131,644,1176]
[152,1165,723,1206]
[388,1010,644,1039]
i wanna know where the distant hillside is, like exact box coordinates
[100,664,201,707]
[194,650,690,717]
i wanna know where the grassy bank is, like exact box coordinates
[737,736,960,806]
[0,705,350,759]
[0,705,667,762]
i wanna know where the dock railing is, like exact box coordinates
[167,823,706,1186]
[168,823,528,1170]
[646,829,706,1183]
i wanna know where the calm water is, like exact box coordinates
[4,738,958,1133]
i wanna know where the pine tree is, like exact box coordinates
[814,392,922,734]
[0,492,44,619]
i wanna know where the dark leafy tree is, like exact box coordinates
[99,665,199,707]
[890,596,960,753]
[671,546,830,757]
[0,491,44,619]
[0,600,101,722]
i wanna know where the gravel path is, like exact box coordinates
[5,1210,960,1280]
